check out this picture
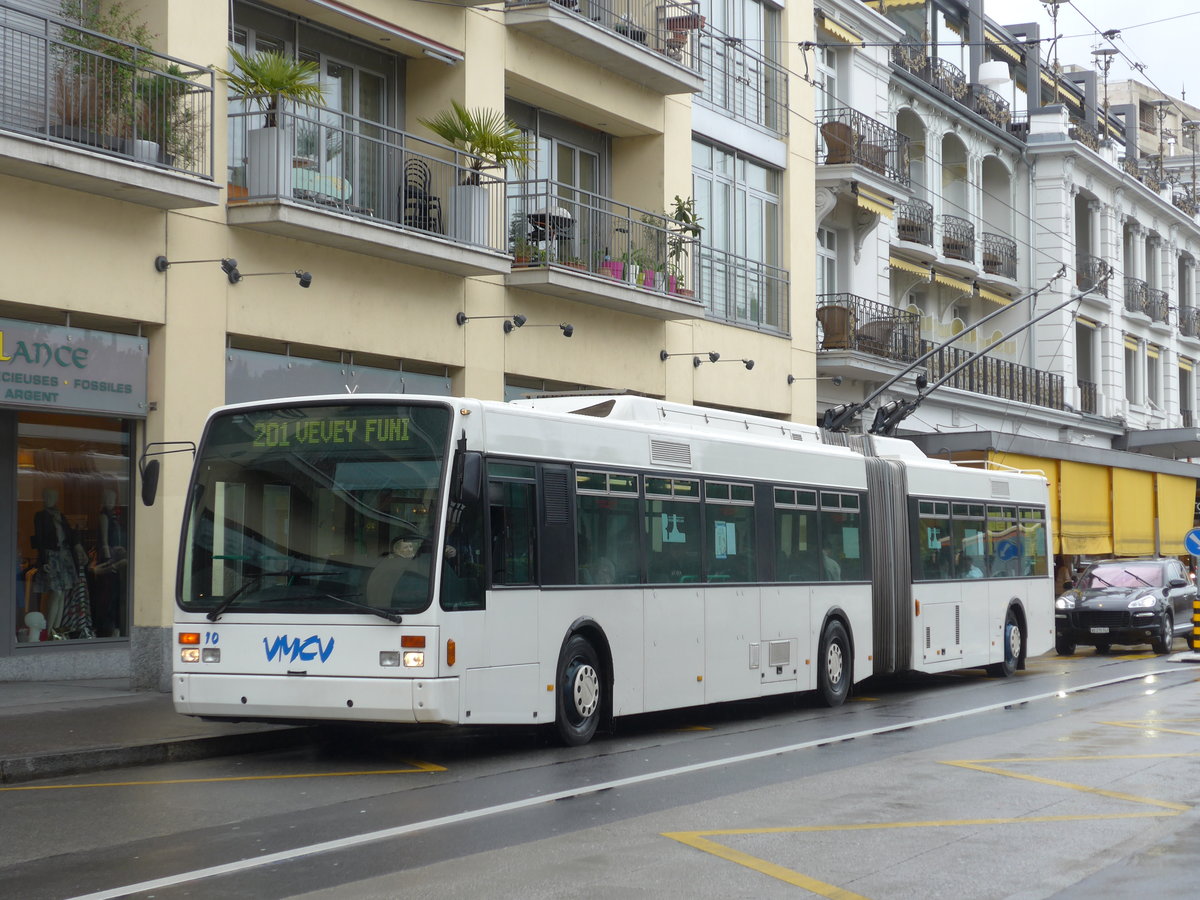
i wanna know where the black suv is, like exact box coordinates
[1055,558,1196,655]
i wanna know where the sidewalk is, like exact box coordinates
[0,679,313,784]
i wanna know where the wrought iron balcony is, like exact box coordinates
[895,198,933,246]
[816,294,920,360]
[941,214,975,262]
[1077,380,1097,415]
[0,2,215,205]
[701,246,790,333]
[1076,254,1108,296]
[1179,305,1200,338]
[817,107,909,186]
[505,178,705,320]
[1145,288,1170,323]
[981,233,1016,279]
[1124,276,1148,315]
[695,25,787,135]
[1068,118,1101,152]
[1173,192,1199,216]
[970,84,1011,128]
[504,0,704,94]
[919,339,1065,410]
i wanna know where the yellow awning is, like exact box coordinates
[889,256,930,278]
[1058,460,1113,555]
[1124,336,1139,351]
[985,31,1022,62]
[1181,358,1194,372]
[1113,468,1156,556]
[977,286,1011,306]
[1146,345,1160,359]
[818,15,862,46]
[933,270,973,292]
[855,185,894,218]
[1157,474,1197,552]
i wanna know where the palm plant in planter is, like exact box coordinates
[419,101,531,243]
[217,48,326,198]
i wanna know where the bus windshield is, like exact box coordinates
[179,402,452,618]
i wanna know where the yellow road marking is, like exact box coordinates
[674,726,713,732]
[941,760,1191,811]
[0,760,445,792]
[1101,719,1200,737]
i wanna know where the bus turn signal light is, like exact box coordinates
[401,635,426,648]
[179,632,201,645]
[446,639,456,667]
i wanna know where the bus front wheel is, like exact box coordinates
[988,608,1021,678]
[555,635,603,746]
[817,620,851,707]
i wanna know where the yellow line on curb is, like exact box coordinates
[941,760,1190,811]
[0,760,446,792]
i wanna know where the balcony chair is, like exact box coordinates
[400,158,443,234]
[820,121,856,165]
[816,304,854,350]
[855,319,898,357]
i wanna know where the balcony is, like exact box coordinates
[816,294,920,361]
[940,214,975,263]
[892,45,971,107]
[0,3,216,208]
[817,107,909,190]
[1078,379,1097,414]
[894,198,934,250]
[980,233,1016,280]
[695,25,787,136]
[970,84,1011,129]
[1124,276,1148,315]
[701,246,789,333]
[1076,254,1108,296]
[1179,305,1200,339]
[226,103,511,277]
[504,0,705,95]
[1145,287,1170,324]
[505,178,706,320]
[919,339,1065,410]
[1068,117,1101,153]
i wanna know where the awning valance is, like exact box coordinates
[818,15,862,46]
[977,286,1011,306]
[854,184,894,218]
[889,256,930,277]
[933,270,973,292]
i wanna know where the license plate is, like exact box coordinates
[1089,626,1110,634]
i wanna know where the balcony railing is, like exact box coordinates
[506,177,699,298]
[695,25,787,135]
[929,59,969,103]
[1179,305,1200,338]
[981,233,1016,279]
[1076,253,1108,296]
[0,4,212,177]
[970,84,1011,128]
[941,214,974,262]
[1173,192,1199,216]
[919,339,1065,410]
[1078,380,1097,414]
[817,107,909,186]
[701,245,789,332]
[1124,276,1149,315]
[228,101,507,251]
[895,198,933,246]
[1146,287,1170,323]
[816,294,920,360]
[1068,117,1100,152]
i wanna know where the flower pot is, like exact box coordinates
[450,183,489,245]
[247,125,294,198]
[668,275,678,294]
[600,260,624,280]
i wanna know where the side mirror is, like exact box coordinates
[140,458,160,507]
[457,451,483,507]
[1168,577,1187,589]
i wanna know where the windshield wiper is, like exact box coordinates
[1125,570,1154,588]
[205,569,329,622]
[320,593,403,623]
[1089,573,1113,587]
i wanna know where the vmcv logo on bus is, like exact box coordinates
[263,635,335,663]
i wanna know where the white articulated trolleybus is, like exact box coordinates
[168,393,1053,745]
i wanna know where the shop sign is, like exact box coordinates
[0,317,148,417]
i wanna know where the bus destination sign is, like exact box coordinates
[251,415,411,448]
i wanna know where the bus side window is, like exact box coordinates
[488,466,538,586]
[644,477,701,583]
[441,491,485,610]
[912,499,951,581]
[819,491,862,581]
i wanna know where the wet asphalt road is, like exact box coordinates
[3,644,1198,900]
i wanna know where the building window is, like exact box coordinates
[1147,346,1162,408]
[693,139,784,330]
[817,227,837,296]
[698,0,785,132]
[1124,340,1139,404]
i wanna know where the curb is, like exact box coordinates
[0,726,318,785]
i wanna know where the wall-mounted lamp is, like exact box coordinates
[456,312,572,337]
[154,255,238,276]
[788,374,844,385]
[227,268,312,288]
[660,350,754,370]
[423,47,461,66]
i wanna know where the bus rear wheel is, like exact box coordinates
[555,635,602,746]
[817,620,851,707]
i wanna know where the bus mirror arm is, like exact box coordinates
[138,441,197,506]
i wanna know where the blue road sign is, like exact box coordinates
[996,539,1020,561]
[1184,528,1200,556]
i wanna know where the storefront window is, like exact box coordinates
[16,413,131,644]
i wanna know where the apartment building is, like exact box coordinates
[813,0,1198,576]
[0,0,813,684]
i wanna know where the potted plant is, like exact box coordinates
[136,63,197,167]
[217,48,326,199]
[418,101,531,243]
[54,0,155,154]
[667,194,702,297]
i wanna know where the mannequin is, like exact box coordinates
[32,488,84,635]
[93,489,127,636]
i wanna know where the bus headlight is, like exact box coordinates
[379,651,401,667]
[201,648,221,663]
[181,647,200,663]
[403,651,425,668]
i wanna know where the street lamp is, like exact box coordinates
[1092,47,1119,143]
[1149,98,1172,187]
